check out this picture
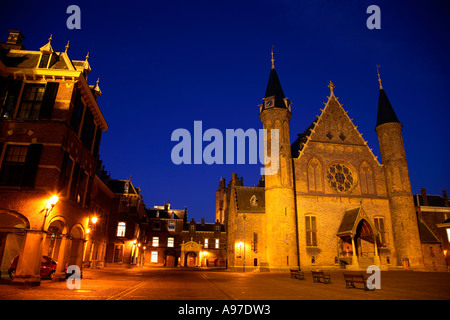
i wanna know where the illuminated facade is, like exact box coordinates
[0,30,108,284]
[219,57,446,272]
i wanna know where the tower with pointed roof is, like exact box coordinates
[259,49,298,270]
[375,70,425,269]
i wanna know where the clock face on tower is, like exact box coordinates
[266,100,273,108]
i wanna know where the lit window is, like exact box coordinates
[447,229,450,242]
[151,251,158,263]
[117,222,126,237]
[152,237,159,247]
[305,216,317,246]
[168,237,174,247]
[215,239,219,249]
[204,238,209,249]
[168,222,175,232]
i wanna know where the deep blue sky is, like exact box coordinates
[1,0,449,222]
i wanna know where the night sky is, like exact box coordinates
[1,0,449,222]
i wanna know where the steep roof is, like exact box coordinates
[234,186,265,213]
[261,67,288,110]
[376,88,400,127]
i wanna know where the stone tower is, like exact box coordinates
[374,72,424,269]
[258,51,298,270]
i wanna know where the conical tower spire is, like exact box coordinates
[376,67,400,127]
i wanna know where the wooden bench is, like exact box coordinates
[311,271,331,284]
[290,268,305,280]
[343,273,373,291]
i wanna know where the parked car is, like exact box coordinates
[8,255,63,280]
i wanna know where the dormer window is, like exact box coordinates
[38,53,51,68]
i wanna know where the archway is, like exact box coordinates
[185,252,197,267]
[0,211,29,277]
[68,224,85,268]
[43,219,66,261]
[355,219,375,257]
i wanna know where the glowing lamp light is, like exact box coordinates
[86,228,91,234]
[91,216,98,224]
[46,195,59,209]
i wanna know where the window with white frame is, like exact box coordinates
[152,237,159,247]
[151,251,158,263]
[168,237,174,247]
[204,238,209,248]
[168,222,175,232]
[117,222,126,237]
[215,238,219,249]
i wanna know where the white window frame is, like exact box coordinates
[215,238,219,249]
[151,251,158,263]
[117,222,126,237]
[168,237,174,247]
[152,237,159,247]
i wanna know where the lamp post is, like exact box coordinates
[42,195,59,230]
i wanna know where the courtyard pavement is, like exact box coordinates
[0,266,449,301]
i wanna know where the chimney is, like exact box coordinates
[443,189,449,207]
[420,188,428,206]
[6,30,25,49]
[201,218,205,227]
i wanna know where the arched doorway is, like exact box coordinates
[43,219,66,261]
[337,207,380,269]
[68,224,85,268]
[185,252,197,267]
[355,219,375,257]
[0,211,29,278]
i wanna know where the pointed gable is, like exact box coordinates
[292,81,380,165]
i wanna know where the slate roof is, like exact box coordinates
[234,186,265,213]
[376,88,400,127]
[262,67,288,110]
[291,117,318,158]
[145,207,183,220]
[418,219,441,243]
[337,207,361,235]
[413,194,449,207]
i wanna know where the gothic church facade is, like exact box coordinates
[217,57,429,272]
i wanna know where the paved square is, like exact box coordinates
[0,267,449,300]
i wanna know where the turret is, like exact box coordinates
[374,67,424,269]
[259,49,298,270]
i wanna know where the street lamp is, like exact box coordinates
[42,195,59,230]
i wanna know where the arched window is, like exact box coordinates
[307,157,323,192]
[359,161,375,194]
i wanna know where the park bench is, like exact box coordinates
[311,270,331,284]
[343,273,373,291]
[290,268,305,280]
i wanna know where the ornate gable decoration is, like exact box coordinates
[295,81,380,165]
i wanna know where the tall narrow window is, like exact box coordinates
[374,217,386,246]
[117,222,126,237]
[151,251,158,263]
[168,237,174,248]
[305,215,317,246]
[17,84,45,119]
[204,238,209,249]
[215,239,219,249]
[0,145,28,186]
[17,82,58,120]
[152,237,159,247]
[38,54,51,68]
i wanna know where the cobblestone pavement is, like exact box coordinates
[0,267,449,300]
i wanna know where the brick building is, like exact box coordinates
[0,30,108,284]
[181,218,226,268]
[142,203,186,267]
[218,55,445,272]
[414,188,450,271]
[104,177,146,266]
